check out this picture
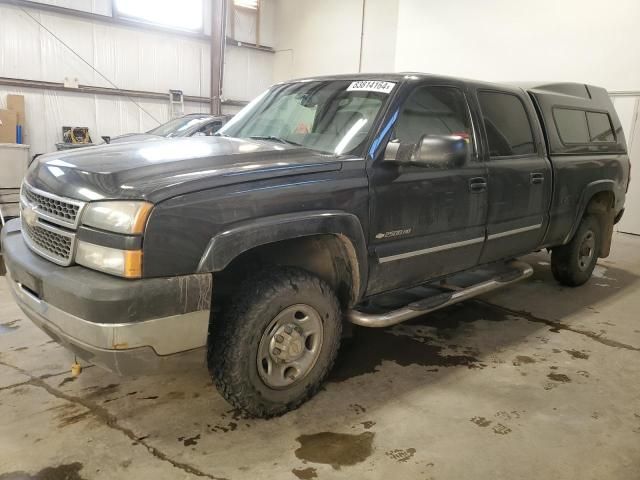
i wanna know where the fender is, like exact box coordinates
[564,179,616,243]
[197,210,369,300]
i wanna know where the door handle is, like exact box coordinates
[469,177,487,193]
[530,172,544,185]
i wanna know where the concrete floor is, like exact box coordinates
[0,233,639,480]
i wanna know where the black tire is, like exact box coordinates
[551,215,601,286]
[208,267,342,418]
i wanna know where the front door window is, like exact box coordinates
[393,85,474,155]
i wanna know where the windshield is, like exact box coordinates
[147,116,211,137]
[217,80,395,155]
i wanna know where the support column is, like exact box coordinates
[210,0,228,115]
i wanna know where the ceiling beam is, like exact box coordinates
[0,76,248,107]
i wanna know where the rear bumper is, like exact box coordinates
[1,219,212,375]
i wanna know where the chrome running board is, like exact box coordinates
[346,260,533,328]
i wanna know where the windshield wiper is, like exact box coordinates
[248,135,302,147]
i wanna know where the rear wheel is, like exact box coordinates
[208,267,342,418]
[551,215,601,286]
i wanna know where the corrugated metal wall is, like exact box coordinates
[0,0,275,154]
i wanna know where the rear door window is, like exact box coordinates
[478,91,536,157]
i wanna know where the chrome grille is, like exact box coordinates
[22,183,84,227]
[22,219,74,265]
[20,182,85,266]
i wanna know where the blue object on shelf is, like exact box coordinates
[16,125,22,144]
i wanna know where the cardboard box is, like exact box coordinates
[0,109,17,143]
[7,94,25,125]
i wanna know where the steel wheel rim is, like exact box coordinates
[578,230,596,271]
[257,304,324,389]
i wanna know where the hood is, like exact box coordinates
[26,137,342,203]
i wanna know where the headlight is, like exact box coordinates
[76,241,142,278]
[82,201,153,234]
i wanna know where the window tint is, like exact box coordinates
[554,109,616,144]
[554,109,589,144]
[395,86,472,144]
[478,91,535,157]
[587,112,615,143]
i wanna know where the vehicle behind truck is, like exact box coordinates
[1,73,629,417]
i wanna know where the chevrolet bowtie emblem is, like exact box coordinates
[22,205,38,227]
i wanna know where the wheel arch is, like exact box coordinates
[197,211,368,307]
[566,180,616,257]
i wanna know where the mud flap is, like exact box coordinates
[599,210,615,258]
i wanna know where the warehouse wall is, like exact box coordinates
[0,0,276,155]
[274,0,640,93]
[612,96,640,234]
[359,0,399,73]
[394,0,640,92]
[272,0,400,82]
[272,0,363,82]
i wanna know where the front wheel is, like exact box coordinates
[551,215,601,286]
[208,267,342,418]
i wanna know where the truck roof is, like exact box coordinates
[284,73,606,98]
[285,72,489,85]
[513,82,592,97]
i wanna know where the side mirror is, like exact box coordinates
[384,134,469,167]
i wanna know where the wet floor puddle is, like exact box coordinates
[0,462,85,480]
[295,431,374,469]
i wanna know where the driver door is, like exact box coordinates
[366,83,488,295]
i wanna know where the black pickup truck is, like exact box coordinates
[1,73,630,417]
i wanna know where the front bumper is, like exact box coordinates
[1,219,212,375]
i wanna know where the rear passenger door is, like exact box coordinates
[474,89,552,263]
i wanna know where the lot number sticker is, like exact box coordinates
[347,81,396,94]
